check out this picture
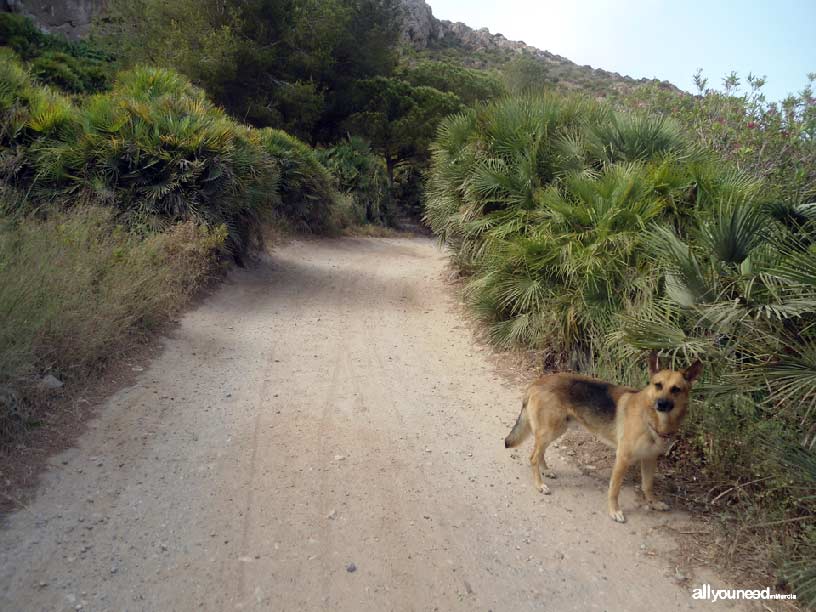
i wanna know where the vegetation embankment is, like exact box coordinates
[426,93,816,604]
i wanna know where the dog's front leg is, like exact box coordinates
[607,452,630,523]
[640,457,669,511]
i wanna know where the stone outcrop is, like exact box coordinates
[1,0,104,39]
[400,0,550,55]
[399,0,675,90]
[400,0,440,47]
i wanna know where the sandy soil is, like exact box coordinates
[0,237,743,611]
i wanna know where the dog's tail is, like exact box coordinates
[504,398,531,448]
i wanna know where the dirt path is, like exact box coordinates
[1,237,741,611]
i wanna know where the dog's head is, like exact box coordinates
[645,351,702,438]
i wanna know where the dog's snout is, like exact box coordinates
[656,399,674,412]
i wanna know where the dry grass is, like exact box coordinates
[0,206,225,437]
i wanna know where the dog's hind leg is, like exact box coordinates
[537,419,568,480]
[530,419,567,493]
[530,434,550,494]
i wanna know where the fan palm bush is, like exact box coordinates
[585,112,687,164]
[82,71,274,253]
[467,163,665,355]
[0,56,82,201]
[618,194,816,434]
[318,136,393,226]
[29,66,274,256]
[427,95,706,353]
[258,128,339,233]
[1,52,81,139]
[425,94,599,267]
[0,61,340,255]
[427,94,777,362]
[0,49,33,117]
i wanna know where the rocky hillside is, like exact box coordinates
[2,0,678,95]
[400,0,677,95]
[1,0,102,38]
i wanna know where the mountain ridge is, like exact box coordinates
[400,0,679,95]
[1,0,680,95]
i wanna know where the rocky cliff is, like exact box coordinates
[400,0,673,91]
[402,0,555,57]
[1,0,103,38]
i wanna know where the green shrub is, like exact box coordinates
[391,160,425,222]
[620,71,816,205]
[0,61,340,256]
[0,59,83,191]
[465,163,669,354]
[0,13,113,94]
[78,67,274,255]
[258,128,338,232]
[0,13,42,57]
[399,60,505,105]
[318,136,392,225]
[29,50,109,93]
[426,94,609,262]
[0,50,37,144]
[585,112,687,164]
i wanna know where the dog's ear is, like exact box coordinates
[683,360,703,383]
[648,350,660,376]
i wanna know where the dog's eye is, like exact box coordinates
[654,382,663,390]
[670,386,681,394]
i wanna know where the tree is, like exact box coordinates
[398,60,505,106]
[344,77,462,184]
[502,53,552,94]
[97,0,404,141]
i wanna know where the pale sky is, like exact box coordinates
[426,0,816,102]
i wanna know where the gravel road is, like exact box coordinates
[0,237,740,611]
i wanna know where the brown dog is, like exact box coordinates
[504,352,702,522]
